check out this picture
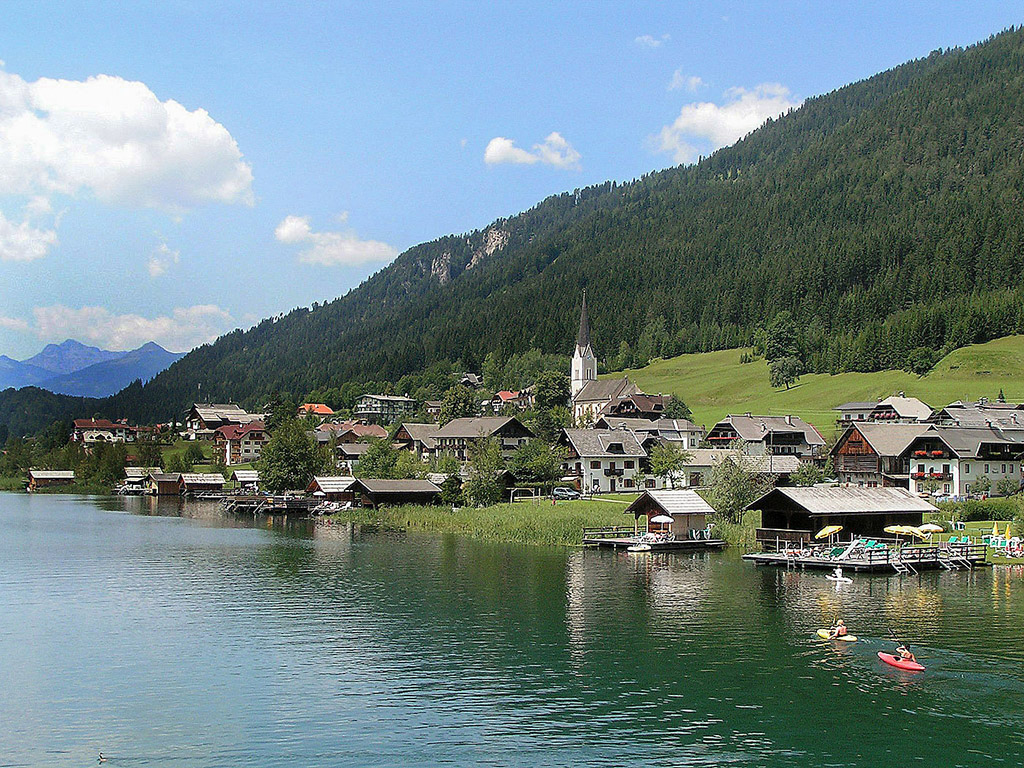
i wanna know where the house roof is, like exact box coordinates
[433,416,531,439]
[495,390,521,401]
[561,429,646,458]
[745,486,937,515]
[626,489,718,518]
[677,449,800,475]
[922,426,1024,459]
[338,442,371,457]
[124,466,160,478]
[595,416,702,434]
[573,378,640,404]
[216,421,266,440]
[29,469,75,479]
[189,403,261,423]
[299,403,334,415]
[930,402,1024,428]
[601,393,669,415]
[833,423,932,457]
[308,476,357,493]
[179,473,225,486]
[710,414,826,446]
[358,394,416,403]
[833,401,877,411]
[398,422,440,449]
[148,472,181,482]
[73,418,129,430]
[350,478,441,494]
[230,469,260,483]
[873,396,932,421]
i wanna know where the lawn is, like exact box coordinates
[614,335,1024,434]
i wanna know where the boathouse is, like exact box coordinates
[146,472,181,496]
[27,469,75,491]
[748,486,936,548]
[306,475,356,502]
[178,472,226,496]
[349,478,441,508]
[625,489,717,539]
[229,469,260,492]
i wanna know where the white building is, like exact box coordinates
[904,426,1024,497]
[560,429,651,494]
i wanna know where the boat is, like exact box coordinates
[877,651,925,671]
[816,629,857,642]
[627,543,652,552]
[826,575,853,583]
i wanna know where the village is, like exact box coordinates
[16,293,1024,575]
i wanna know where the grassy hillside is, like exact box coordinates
[616,335,1024,435]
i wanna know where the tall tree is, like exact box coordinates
[257,418,331,491]
[438,385,477,424]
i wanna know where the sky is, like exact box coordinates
[1,1,1021,358]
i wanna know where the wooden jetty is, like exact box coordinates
[222,495,316,516]
[743,541,988,573]
[583,526,727,551]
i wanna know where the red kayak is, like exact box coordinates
[877,651,925,672]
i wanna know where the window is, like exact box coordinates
[590,461,601,470]
[1002,464,1007,474]
[985,464,990,473]
[964,463,970,474]
[624,478,634,488]
[624,460,635,469]
[944,484,951,494]
[917,464,925,473]
[942,464,950,475]
[645,478,655,488]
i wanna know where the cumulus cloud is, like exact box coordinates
[635,34,670,48]
[0,209,58,261]
[0,65,253,212]
[654,83,802,163]
[147,242,180,277]
[483,132,581,170]
[668,71,704,92]
[275,214,398,267]
[16,304,236,352]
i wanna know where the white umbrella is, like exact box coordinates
[313,490,326,497]
[650,514,674,524]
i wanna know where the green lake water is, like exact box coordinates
[2,492,1023,766]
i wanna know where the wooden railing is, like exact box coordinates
[756,528,813,546]
[582,526,637,540]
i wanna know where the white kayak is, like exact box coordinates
[627,543,652,552]
[826,575,853,583]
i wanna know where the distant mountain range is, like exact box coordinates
[0,340,184,398]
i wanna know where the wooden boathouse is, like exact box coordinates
[583,489,727,551]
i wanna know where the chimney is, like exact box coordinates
[785,415,793,425]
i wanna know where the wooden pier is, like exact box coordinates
[743,542,988,573]
[222,495,317,515]
[583,526,727,551]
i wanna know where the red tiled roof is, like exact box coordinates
[496,390,521,401]
[215,421,266,440]
[299,403,335,415]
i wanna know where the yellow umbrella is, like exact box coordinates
[1006,523,1013,538]
[906,526,927,539]
[884,525,908,535]
[815,524,843,539]
[992,522,1000,537]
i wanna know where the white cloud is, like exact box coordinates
[668,71,704,92]
[483,132,581,170]
[147,242,180,277]
[21,304,236,352]
[0,209,58,261]
[635,34,670,48]
[0,315,30,332]
[0,64,253,212]
[275,214,398,267]
[654,83,802,163]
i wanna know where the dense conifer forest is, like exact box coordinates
[4,27,1024,434]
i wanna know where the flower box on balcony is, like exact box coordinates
[930,450,944,457]
[914,451,927,457]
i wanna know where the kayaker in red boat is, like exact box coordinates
[896,644,916,663]
[829,619,848,639]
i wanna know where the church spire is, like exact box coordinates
[576,289,591,350]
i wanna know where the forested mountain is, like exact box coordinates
[5,27,1024,433]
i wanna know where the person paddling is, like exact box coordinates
[829,619,848,639]
[896,643,916,663]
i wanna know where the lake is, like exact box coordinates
[2,493,1023,766]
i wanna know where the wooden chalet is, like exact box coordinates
[433,416,534,461]
[185,403,263,440]
[393,422,439,460]
[229,469,260,491]
[146,472,181,496]
[27,469,75,491]
[71,418,135,444]
[348,478,441,508]
[748,486,936,549]
[830,423,930,487]
[306,475,357,502]
[706,413,826,459]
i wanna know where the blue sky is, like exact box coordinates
[1,1,1021,357]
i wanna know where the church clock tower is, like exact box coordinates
[571,290,597,398]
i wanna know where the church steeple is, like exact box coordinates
[571,290,597,398]
[576,289,591,351]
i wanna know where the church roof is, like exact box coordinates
[574,378,640,403]
[576,290,591,350]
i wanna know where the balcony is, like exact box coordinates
[604,467,624,477]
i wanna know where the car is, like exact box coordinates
[552,487,581,500]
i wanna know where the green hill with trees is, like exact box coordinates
[617,335,1024,435]
[5,27,1024,432]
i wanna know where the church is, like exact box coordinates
[570,291,655,425]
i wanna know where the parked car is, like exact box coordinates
[553,487,581,500]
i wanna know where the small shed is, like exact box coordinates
[625,489,717,538]
[123,466,160,491]
[179,472,226,495]
[306,476,357,502]
[747,486,936,545]
[349,478,441,508]
[147,472,182,496]
[27,469,75,491]
[229,469,260,491]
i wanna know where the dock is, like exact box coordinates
[222,495,317,515]
[743,542,988,573]
[582,526,727,551]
